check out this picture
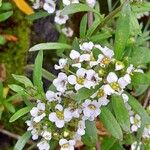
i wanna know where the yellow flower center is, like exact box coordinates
[62,143,69,148]
[77,76,84,85]
[101,56,111,65]
[110,82,120,91]
[134,118,140,125]
[56,111,64,120]
[97,89,104,98]
[88,104,96,110]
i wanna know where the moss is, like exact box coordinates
[0,4,32,84]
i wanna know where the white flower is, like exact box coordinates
[55,10,69,25]
[68,68,99,90]
[46,90,62,102]
[142,125,150,139]
[54,58,67,70]
[127,64,135,74]
[104,72,130,95]
[53,72,68,92]
[37,140,50,150]
[62,27,74,37]
[79,42,94,52]
[86,0,96,8]
[59,139,76,150]
[77,120,86,136]
[130,114,141,132]
[82,99,101,121]
[30,102,46,123]
[69,50,81,68]
[91,86,109,106]
[43,0,56,14]
[131,141,141,150]
[26,120,39,140]
[95,44,114,67]
[63,0,79,6]
[115,61,125,71]
[68,68,86,90]
[33,0,41,9]
[42,131,52,140]
[49,104,73,128]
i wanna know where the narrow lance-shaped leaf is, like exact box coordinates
[14,131,31,150]
[62,3,101,17]
[111,95,130,132]
[114,2,131,60]
[0,11,13,22]
[82,120,97,147]
[9,106,32,122]
[100,107,123,140]
[126,92,150,125]
[29,43,71,51]
[80,14,87,38]
[33,50,43,92]
[12,74,33,88]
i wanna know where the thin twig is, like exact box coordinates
[143,86,150,108]
[0,128,34,145]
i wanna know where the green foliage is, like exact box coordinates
[9,106,32,122]
[111,95,130,132]
[100,107,123,140]
[29,42,72,51]
[80,14,88,38]
[14,131,31,150]
[62,3,101,16]
[82,120,97,148]
[126,92,150,125]
[114,2,131,60]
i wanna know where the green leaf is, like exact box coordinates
[100,107,123,140]
[129,11,141,35]
[111,95,130,132]
[82,120,97,147]
[0,81,3,100]
[110,142,125,150]
[25,64,56,81]
[74,84,102,101]
[132,2,150,13]
[26,10,49,21]
[12,74,33,88]
[9,106,32,122]
[126,92,150,124]
[131,72,150,86]
[89,32,112,42]
[129,47,150,66]
[29,43,71,51]
[0,11,13,22]
[101,136,116,150]
[14,131,31,150]
[0,2,12,11]
[33,51,43,92]
[0,35,6,45]
[86,20,101,37]
[62,3,101,17]
[114,2,131,60]
[49,140,58,150]
[80,14,87,38]
[4,101,15,113]
[9,84,25,93]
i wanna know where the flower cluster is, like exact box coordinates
[26,41,144,150]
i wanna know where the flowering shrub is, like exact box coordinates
[8,0,150,150]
